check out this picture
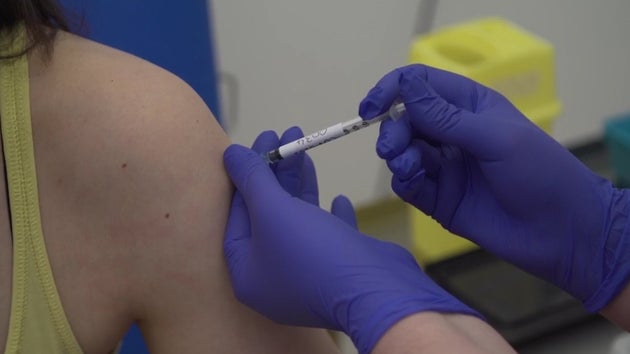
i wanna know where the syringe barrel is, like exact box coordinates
[262,102,406,164]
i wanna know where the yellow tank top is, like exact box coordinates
[0,25,83,354]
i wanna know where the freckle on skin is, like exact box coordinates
[121,163,127,169]
[164,213,170,219]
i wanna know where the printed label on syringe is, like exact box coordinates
[278,122,345,159]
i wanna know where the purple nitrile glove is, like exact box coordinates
[223,128,481,354]
[359,64,630,312]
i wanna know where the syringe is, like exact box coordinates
[263,102,406,164]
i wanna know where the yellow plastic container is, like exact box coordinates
[407,17,561,265]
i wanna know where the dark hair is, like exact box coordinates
[0,0,70,59]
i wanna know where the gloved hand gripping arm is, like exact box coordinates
[222,128,510,353]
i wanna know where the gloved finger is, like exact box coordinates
[251,130,280,153]
[251,130,280,173]
[397,68,488,156]
[429,145,468,227]
[376,114,413,160]
[391,171,438,216]
[385,142,424,181]
[361,64,488,117]
[361,66,487,156]
[359,71,401,119]
[300,153,319,206]
[416,139,441,178]
[276,126,306,197]
[330,194,357,229]
[223,144,287,208]
[224,191,251,269]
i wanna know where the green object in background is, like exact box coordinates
[605,113,630,187]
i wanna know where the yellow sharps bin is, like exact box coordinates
[407,17,562,265]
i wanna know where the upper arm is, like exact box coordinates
[104,60,338,353]
[41,43,339,352]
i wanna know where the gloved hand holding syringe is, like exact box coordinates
[263,102,406,164]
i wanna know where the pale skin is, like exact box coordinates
[369,281,630,353]
[373,313,517,354]
[601,283,630,331]
[0,30,338,353]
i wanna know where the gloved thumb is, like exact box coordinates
[398,69,482,154]
[223,144,285,204]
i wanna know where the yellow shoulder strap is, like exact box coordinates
[0,25,82,354]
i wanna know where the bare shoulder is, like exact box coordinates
[30,30,229,186]
[28,30,233,312]
[28,31,338,353]
[29,30,229,350]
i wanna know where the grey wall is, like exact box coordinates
[213,0,630,207]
